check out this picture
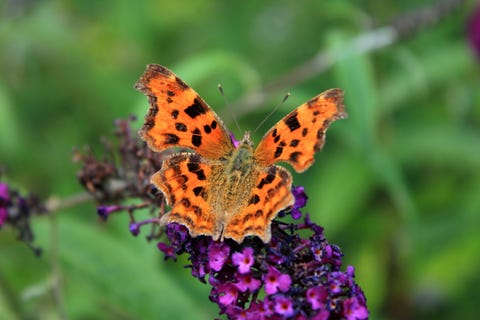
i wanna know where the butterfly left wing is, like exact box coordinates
[254,89,346,172]
[153,153,223,240]
[136,64,235,159]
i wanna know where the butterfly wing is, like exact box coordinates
[222,166,294,243]
[254,89,346,172]
[136,64,235,159]
[154,153,223,240]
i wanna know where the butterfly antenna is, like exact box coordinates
[252,92,290,135]
[218,84,242,133]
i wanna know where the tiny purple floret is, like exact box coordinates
[232,247,255,274]
[264,266,292,295]
[208,242,230,272]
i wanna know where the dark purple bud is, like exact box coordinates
[157,242,177,260]
[129,222,140,236]
[468,5,480,59]
[96,205,122,220]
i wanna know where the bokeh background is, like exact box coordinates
[1,0,479,319]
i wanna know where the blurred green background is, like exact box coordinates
[1,0,479,319]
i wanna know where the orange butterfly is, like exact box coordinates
[136,64,346,243]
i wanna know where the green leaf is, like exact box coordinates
[34,216,215,319]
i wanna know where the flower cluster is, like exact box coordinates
[75,116,164,204]
[75,118,369,318]
[0,180,46,255]
[75,117,169,240]
[157,186,368,319]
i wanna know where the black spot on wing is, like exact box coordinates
[166,90,175,96]
[274,147,283,158]
[193,186,204,197]
[184,98,207,119]
[257,167,277,189]
[187,160,207,181]
[289,151,302,163]
[192,128,202,147]
[175,123,187,132]
[180,198,191,208]
[171,110,179,119]
[302,127,308,137]
[284,111,301,132]
[203,124,212,134]
[249,194,260,205]
[290,139,299,147]
[165,133,179,144]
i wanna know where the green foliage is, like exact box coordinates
[1,1,479,319]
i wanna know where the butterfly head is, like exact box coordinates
[226,131,255,173]
[238,131,254,149]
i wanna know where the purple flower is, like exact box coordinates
[225,306,248,320]
[165,223,189,245]
[232,247,255,274]
[217,283,238,306]
[129,222,140,236]
[121,182,369,319]
[128,218,160,237]
[306,286,328,310]
[234,273,261,292]
[273,295,294,317]
[0,183,9,201]
[291,185,308,220]
[97,205,122,220]
[157,242,177,260]
[208,242,230,272]
[247,300,273,319]
[312,309,330,320]
[468,5,480,58]
[264,266,292,295]
[343,296,369,320]
[346,265,355,277]
[0,181,46,252]
[76,119,369,318]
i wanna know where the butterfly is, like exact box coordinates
[136,64,346,243]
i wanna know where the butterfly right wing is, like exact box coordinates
[136,64,235,159]
[222,166,294,243]
[254,89,346,173]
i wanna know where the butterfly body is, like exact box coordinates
[136,64,346,243]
